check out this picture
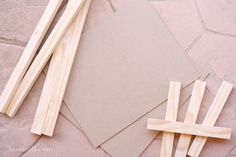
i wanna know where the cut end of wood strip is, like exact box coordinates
[31,128,43,136]
[5,110,15,118]
[0,80,20,114]
[187,136,207,157]
[0,102,7,113]
[169,80,181,90]
[5,90,27,117]
[0,91,12,113]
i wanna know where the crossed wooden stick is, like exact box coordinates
[147,80,233,157]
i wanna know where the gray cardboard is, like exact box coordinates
[63,0,200,147]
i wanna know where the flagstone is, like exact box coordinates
[196,0,236,35]
[188,33,236,85]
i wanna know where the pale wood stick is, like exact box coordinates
[160,81,181,157]
[42,0,91,136]
[188,81,233,157]
[30,0,77,136]
[5,0,85,117]
[174,80,206,157]
[0,0,63,113]
[30,35,69,135]
[31,0,91,136]
[147,119,231,139]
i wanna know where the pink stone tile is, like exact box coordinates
[196,0,236,35]
[23,115,107,157]
[0,43,22,90]
[188,33,236,84]
[0,42,47,157]
[0,0,113,44]
[0,0,47,43]
[0,91,42,157]
[150,0,203,49]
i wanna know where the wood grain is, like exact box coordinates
[174,80,206,157]
[5,0,85,117]
[160,81,181,157]
[147,119,231,139]
[31,0,91,136]
[30,0,77,136]
[188,81,233,157]
[0,0,63,113]
[42,0,91,136]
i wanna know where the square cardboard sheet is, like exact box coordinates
[63,0,200,147]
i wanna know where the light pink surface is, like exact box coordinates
[0,0,236,156]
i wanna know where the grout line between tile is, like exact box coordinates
[106,0,116,12]
[193,0,236,38]
[206,28,236,38]
[19,136,42,157]
[0,38,26,47]
[226,145,236,157]
[185,31,204,54]
[193,0,206,29]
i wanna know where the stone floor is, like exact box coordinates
[0,0,236,156]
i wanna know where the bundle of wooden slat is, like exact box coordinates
[0,0,91,136]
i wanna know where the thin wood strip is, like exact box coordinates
[188,81,233,157]
[31,0,91,136]
[174,80,206,157]
[5,0,85,117]
[160,81,181,157]
[30,0,79,136]
[42,0,91,136]
[147,119,231,139]
[30,30,71,135]
[0,0,63,113]
[43,0,90,136]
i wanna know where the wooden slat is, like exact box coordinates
[174,80,206,157]
[0,0,63,113]
[5,0,85,117]
[30,0,77,136]
[147,119,231,139]
[42,0,91,136]
[188,81,233,157]
[30,36,68,135]
[31,0,91,136]
[160,81,181,157]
